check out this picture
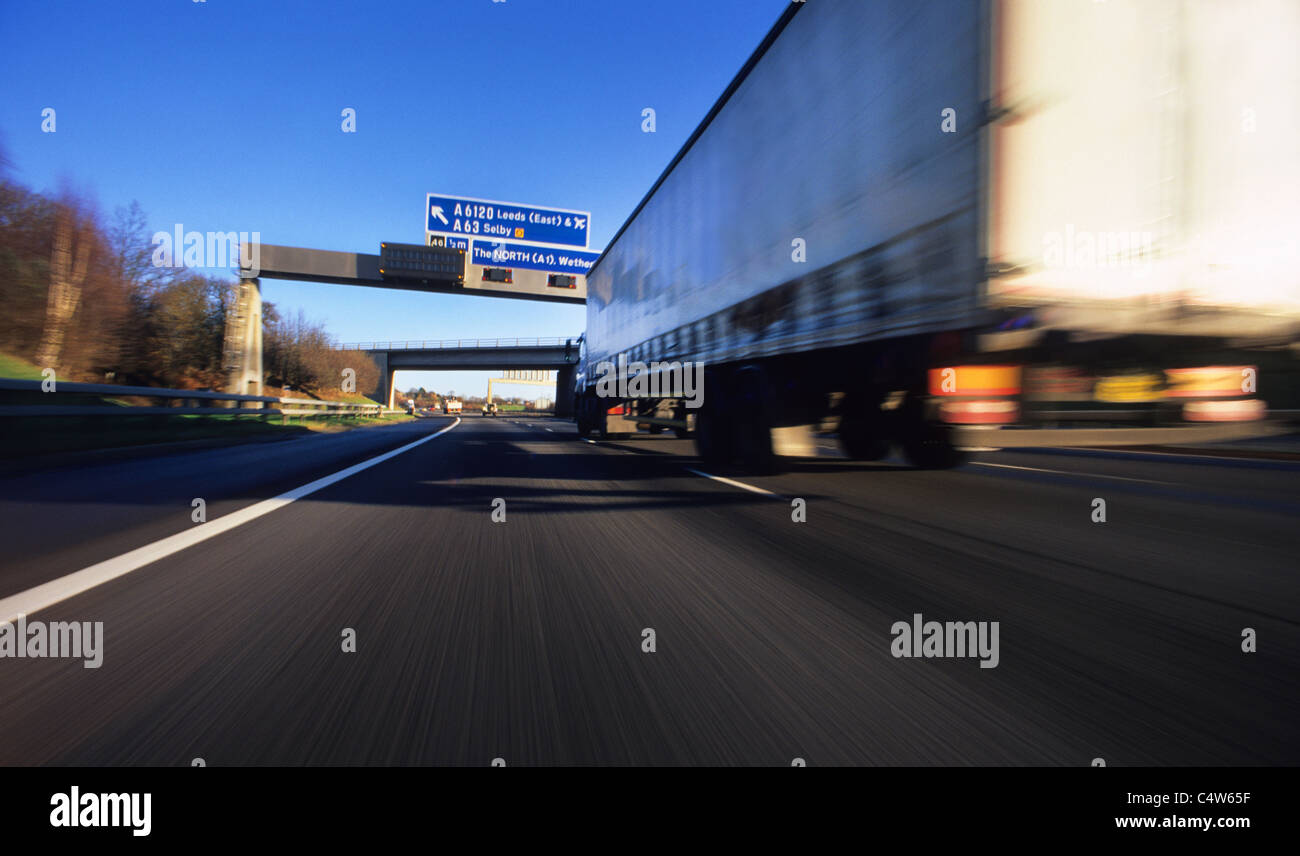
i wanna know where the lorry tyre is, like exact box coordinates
[839,391,892,461]
[673,404,690,439]
[899,393,967,469]
[694,370,733,466]
[575,396,595,437]
[732,366,781,475]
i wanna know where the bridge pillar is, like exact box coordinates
[369,351,396,409]
[555,365,575,417]
[223,277,263,397]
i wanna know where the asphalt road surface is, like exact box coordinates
[1,414,1296,765]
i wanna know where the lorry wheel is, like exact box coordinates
[575,396,595,437]
[838,391,891,461]
[649,424,665,435]
[673,405,690,438]
[732,366,781,475]
[694,370,733,466]
[898,393,966,469]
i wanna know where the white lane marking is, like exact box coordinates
[971,460,1175,485]
[685,468,782,497]
[583,439,596,444]
[1063,446,1295,463]
[0,418,462,623]
[543,427,553,432]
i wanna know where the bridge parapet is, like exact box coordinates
[339,337,574,351]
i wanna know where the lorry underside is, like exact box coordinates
[575,309,1295,474]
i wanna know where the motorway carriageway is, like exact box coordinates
[0,414,1295,764]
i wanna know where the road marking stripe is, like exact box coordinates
[1062,446,1298,464]
[685,468,782,497]
[0,418,462,623]
[971,460,1174,485]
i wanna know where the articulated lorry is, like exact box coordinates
[573,0,1300,470]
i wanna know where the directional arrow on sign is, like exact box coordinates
[430,205,449,225]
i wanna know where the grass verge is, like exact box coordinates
[0,412,415,459]
[0,353,48,381]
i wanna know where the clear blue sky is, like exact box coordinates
[0,0,788,397]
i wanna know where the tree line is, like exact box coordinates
[0,161,377,397]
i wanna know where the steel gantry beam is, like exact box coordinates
[487,370,555,404]
[240,243,586,305]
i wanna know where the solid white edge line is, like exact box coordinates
[684,468,780,497]
[0,417,462,623]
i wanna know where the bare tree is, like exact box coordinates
[108,200,160,294]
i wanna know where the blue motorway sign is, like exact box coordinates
[470,239,601,276]
[427,193,590,249]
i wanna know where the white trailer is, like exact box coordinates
[576,0,1300,470]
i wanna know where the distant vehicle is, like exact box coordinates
[573,0,1298,472]
[481,402,498,417]
[443,399,463,415]
[404,399,415,415]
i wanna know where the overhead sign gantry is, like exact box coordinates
[239,242,585,305]
[425,192,601,301]
[224,194,598,396]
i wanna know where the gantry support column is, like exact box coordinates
[554,365,575,417]
[369,350,396,409]
[223,277,263,398]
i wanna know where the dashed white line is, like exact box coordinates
[684,468,782,497]
[971,460,1175,485]
[1063,446,1294,463]
[0,418,462,623]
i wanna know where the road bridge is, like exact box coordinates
[338,337,580,414]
